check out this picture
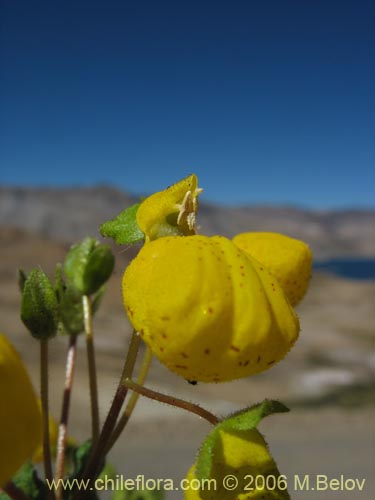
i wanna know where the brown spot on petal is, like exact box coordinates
[175,364,187,370]
[230,345,240,352]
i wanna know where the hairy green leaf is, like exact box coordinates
[100,204,144,245]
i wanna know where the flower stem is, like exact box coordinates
[106,346,153,452]
[40,339,55,499]
[73,330,141,499]
[55,334,78,500]
[124,379,219,425]
[2,482,29,500]
[82,294,100,444]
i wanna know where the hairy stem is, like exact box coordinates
[40,339,55,499]
[124,379,219,425]
[82,294,100,444]
[55,334,78,500]
[73,330,141,499]
[106,346,153,452]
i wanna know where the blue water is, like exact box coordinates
[314,258,375,280]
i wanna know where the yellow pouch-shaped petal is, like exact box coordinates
[136,174,202,241]
[233,232,312,306]
[123,235,299,382]
[0,334,42,487]
[184,428,289,500]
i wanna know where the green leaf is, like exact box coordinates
[64,238,114,295]
[0,461,48,500]
[20,268,59,340]
[221,400,289,433]
[100,204,145,245]
[195,400,289,482]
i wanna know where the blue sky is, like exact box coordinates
[1,0,374,208]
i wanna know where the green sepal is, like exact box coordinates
[100,204,145,245]
[64,237,96,291]
[0,461,48,500]
[221,399,289,432]
[83,244,115,295]
[20,268,59,340]
[64,238,115,295]
[59,284,84,335]
[58,283,104,336]
[194,427,219,484]
[195,400,289,482]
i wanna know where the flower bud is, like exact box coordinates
[20,268,59,340]
[64,238,115,296]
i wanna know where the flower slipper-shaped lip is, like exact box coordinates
[0,334,42,487]
[122,235,299,383]
[233,232,313,306]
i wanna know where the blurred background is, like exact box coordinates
[1,1,374,498]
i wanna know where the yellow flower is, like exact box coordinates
[136,174,203,241]
[233,232,312,306]
[184,428,290,499]
[0,334,42,487]
[122,235,299,382]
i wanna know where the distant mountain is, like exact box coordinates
[0,185,374,258]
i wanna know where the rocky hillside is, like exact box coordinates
[0,185,374,258]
